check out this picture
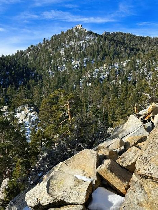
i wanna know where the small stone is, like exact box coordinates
[108,150,118,161]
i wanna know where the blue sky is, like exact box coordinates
[0,0,158,55]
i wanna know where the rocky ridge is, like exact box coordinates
[3,104,158,210]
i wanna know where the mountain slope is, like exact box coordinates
[0,25,158,109]
[0,25,158,207]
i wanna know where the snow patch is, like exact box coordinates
[88,187,125,210]
[14,105,39,142]
[74,175,93,182]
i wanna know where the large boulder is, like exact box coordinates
[111,115,149,141]
[116,146,141,172]
[25,163,62,208]
[120,174,158,210]
[97,159,132,195]
[47,172,92,205]
[121,127,158,209]
[26,149,98,209]
[135,127,158,180]
[96,138,124,151]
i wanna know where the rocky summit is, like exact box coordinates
[3,105,158,209]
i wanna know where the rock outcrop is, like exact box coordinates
[6,108,158,210]
[111,115,149,141]
[25,149,97,209]
[120,173,158,210]
[135,127,158,180]
[121,127,158,210]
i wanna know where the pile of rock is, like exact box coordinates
[6,112,158,210]
[121,126,158,209]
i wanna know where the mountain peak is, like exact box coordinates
[73,24,87,32]
[73,24,83,29]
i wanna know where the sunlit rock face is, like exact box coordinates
[121,127,158,210]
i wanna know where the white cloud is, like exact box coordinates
[114,1,134,17]
[64,4,79,9]
[137,22,151,26]
[0,0,21,4]
[16,12,39,20]
[42,10,115,23]
[0,0,21,12]
[119,3,131,14]
[14,9,115,23]
[33,0,65,6]
[137,22,158,26]
[0,27,5,31]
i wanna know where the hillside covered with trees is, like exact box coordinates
[0,25,158,207]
